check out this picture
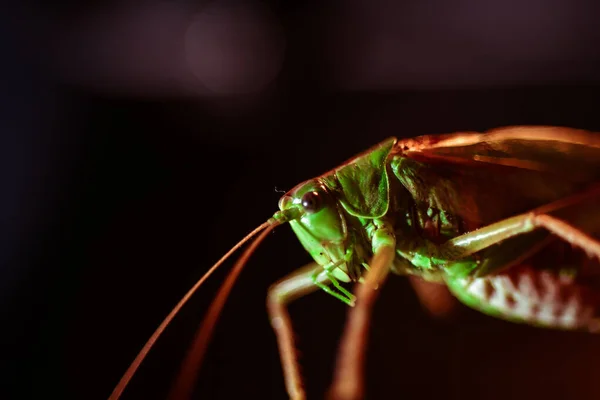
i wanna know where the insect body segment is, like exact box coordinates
[448,265,599,331]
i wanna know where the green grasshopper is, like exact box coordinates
[109,126,600,400]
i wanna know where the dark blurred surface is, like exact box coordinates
[4,1,600,400]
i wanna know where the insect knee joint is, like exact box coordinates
[521,212,539,231]
[267,284,286,305]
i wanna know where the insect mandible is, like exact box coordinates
[108,126,600,400]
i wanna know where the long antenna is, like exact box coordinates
[108,220,273,400]
[167,221,280,400]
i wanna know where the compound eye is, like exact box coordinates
[300,191,323,213]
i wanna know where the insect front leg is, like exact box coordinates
[328,224,397,400]
[267,262,328,400]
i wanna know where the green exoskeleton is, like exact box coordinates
[109,126,600,400]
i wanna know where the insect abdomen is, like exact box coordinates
[447,266,600,331]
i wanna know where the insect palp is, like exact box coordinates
[311,268,356,306]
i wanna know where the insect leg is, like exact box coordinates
[408,276,458,317]
[529,215,600,259]
[438,185,600,262]
[267,262,328,400]
[327,226,396,400]
[437,187,600,331]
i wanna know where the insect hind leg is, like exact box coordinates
[439,184,600,263]
[439,185,600,333]
[532,215,600,261]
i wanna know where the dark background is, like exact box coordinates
[4,1,600,399]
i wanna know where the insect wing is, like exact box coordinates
[391,126,600,229]
[399,126,600,180]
